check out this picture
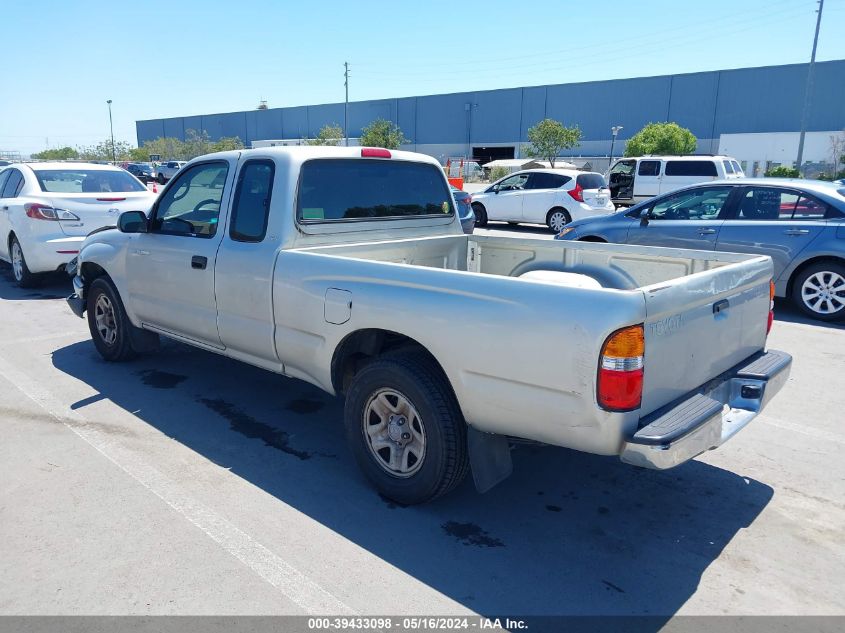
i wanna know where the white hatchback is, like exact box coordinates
[470,169,615,232]
[0,162,156,286]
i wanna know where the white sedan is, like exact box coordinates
[0,162,156,286]
[471,168,615,232]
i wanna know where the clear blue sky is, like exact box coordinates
[1,0,843,155]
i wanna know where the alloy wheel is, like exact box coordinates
[801,271,845,315]
[362,388,426,478]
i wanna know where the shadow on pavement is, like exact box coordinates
[773,297,845,330]
[52,335,772,622]
[0,261,71,301]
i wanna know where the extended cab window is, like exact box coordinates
[151,161,228,238]
[230,160,274,242]
[297,159,453,222]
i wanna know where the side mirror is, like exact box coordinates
[639,208,651,225]
[118,210,148,233]
[492,185,500,194]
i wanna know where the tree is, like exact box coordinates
[306,123,344,146]
[31,146,78,160]
[210,136,245,152]
[78,139,134,161]
[523,118,582,167]
[359,118,407,149]
[765,165,800,178]
[624,122,697,157]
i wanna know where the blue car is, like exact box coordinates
[556,178,845,321]
[450,185,475,234]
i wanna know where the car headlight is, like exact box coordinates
[556,226,577,239]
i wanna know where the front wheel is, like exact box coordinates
[9,236,42,288]
[546,208,571,233]
[157,173,166,185]
[86,277,141,361]
[792,261,845,321]
[471,203,488,227]
[344,352,469,505]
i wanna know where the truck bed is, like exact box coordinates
[274,234,772,455]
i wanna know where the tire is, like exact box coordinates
[9,236,42,288]
[546,207,571,233]
[471,203,488,227]
[157,173,166,185]
[344,352,469,505]
[86,277,140,361]
[791,261,845,322]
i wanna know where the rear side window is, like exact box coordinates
[230,160,274,242]
[2,169,23,198]
[576,173,606,189]
[732,161,743,175]
[638,160,661,176]
[0,170,10,196]
[297,159,453,222]
[665,160,718,177]
[527,173,570,189]
[737,188,807,220]
[722,160,735,174]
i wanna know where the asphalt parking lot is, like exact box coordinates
[0,253,843,618]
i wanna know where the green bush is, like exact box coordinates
[765,165,800,178]
[489,166,510,182]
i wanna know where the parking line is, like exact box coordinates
[0,353,355,615]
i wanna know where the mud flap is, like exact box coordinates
[468,427,513,494]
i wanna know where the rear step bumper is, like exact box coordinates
[620,350,792,470]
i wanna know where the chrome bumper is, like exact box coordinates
[620,350,792,470]
[66,275,86,318]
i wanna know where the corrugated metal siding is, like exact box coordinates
[136,61,845,148]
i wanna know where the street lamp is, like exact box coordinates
[106,99,116,164]
[609,125,623,168]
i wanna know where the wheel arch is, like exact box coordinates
[331,328,453,398]
[785,255,845,299]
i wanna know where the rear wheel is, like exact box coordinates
[157,173,166,185]
[344,352,469,505]
[792,261,845,321]
[471,203,488,227]
[546,207,571,233]
[9,236,41,288]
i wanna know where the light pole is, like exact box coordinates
[796,0,824,176]
[106,100,116,164]
[609,125,623,169]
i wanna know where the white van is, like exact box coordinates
[608,155,744,205]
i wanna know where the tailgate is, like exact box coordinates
[639,255,772,416]
[49,192,154,237]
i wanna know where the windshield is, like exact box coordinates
[34,169,147,193]
[610,160,635,175]
[298,159,454,222]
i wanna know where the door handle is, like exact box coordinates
[698,228,717,235]
[191,255,208,270]
[783,229,810,236]
[713,299,730,314]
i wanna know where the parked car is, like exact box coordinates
[0,160,11,167]
[556,178,845,321]
[470,169,615,232]
[608,155,743,206]
[66,146,788,505]
[126,162,157,183]
[450,184,475,234]
[0,162,156,286]
[156,160,187,184]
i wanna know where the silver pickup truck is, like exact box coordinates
[66,146,791,505]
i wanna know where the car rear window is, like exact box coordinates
[297,159,453,222]
[664,160,718,177]
[576,173,606,189]
[34,169,146,193]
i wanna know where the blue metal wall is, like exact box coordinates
[136,60,845,152]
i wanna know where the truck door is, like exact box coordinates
[214,157,281,367]
[125,159,234,347]
[608,159,635,203]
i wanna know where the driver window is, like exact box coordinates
[648,187,732,221]
[152,162,228,238]
[498,173,529,191]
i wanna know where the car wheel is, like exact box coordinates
[792,261,845,321]
[9,236,41,288]
[344,351,469,505]
[86,277,141,361]
[157,173,166,185]
[471,203,488,227]
[546,207,571,233]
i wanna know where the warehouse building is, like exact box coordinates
[137,60,845,174]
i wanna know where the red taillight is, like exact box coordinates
[361,148,391,158]
[598,325,644,411]
[25,203,59,220]
[568,182,584,202]
[767,280,775,334]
